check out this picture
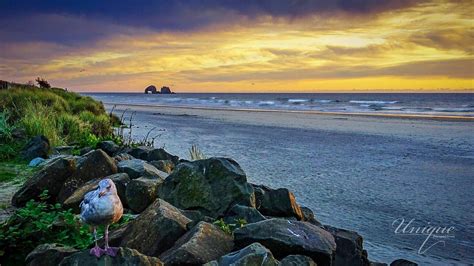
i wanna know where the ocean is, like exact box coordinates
[84,92,474,118]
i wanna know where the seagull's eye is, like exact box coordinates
[107,185,112,189]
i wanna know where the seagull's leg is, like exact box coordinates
[103,224,119,257]
[89,226,104,258]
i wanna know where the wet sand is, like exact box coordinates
[106,103,474,265]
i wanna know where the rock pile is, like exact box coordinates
[15,137,417,266]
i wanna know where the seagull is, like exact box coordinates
[80,178,123,258]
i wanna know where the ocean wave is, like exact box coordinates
[258,101,275,106]
[350,100,398,104]
[288,99,310,104]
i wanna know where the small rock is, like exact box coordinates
[121,199,191,256]
[117,159,168,179]
[254,185,304,220]
[147,148,179,164]
[158,157,255,218]
[205,242,278,266]
[301,206,322,226]
[26,243,78,266]
[12,156,76,206]
[114,152,135,163]
[234,218,336,266]
[21,135,50,161]
[125,177,163,213]
[63,173,130,212]
[280,255,317,266]
[97,140,120,156]
[224,204,266,224]
[57,149,117,202]
[160,221,234,265]
[128,146,153,160]
[28,157,46,167]
[150,159,175,174]
[79,146,93,156]
[59,247,163,265]
[324,225,370,266]
[390,259,418,266]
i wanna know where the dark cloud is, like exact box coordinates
[409,29,474,54]
[0,0,425,44]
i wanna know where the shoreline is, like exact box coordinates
[104,102,474,122]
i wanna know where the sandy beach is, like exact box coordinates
[105,103,474,264]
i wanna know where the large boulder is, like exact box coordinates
[254,185,303,220]
[160,221,234,265]
[57,149,117,202]
[117,159,167,179]
[62,173,130,212]
[324,225,370,266]
[280,255,317,266]
[205,242,278,266]
[121,199,191,256]
[147,148,179,164]
[21,135,50,161]
[26,243,78,266]
[12,156,76,207]
[97,140,120,156]
[150,160,175,174]
[125,177,163,213]
[59,247,163,265]
[234,219,336,266]
[224,204,266,224]
[157,157,255,218]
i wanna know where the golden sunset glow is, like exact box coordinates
[1,1,472,92]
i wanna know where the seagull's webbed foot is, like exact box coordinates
[104,247,119,257]
[90,246,104,258]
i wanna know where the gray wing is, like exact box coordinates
[80,189,100,222]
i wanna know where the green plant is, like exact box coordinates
[0,191,133,265]
[0,111,15,142]
[213,218,233,235]
[189,144,206,161]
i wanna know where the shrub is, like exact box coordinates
[79,111,112,137]
[35,77,51,88]
[57,113,90,144]
[0,111,15,142]
[19,103,63,146]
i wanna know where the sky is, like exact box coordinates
[0,0,473,92]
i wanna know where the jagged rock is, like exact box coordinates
[158,157,255,218]
[301,206,322,226]
[97,140,120,156]
[98,223,131,247]
[57,149,117,202]
[160,221,234,265]
[26,243,78,266]
[224,204,266,224]
[117,159,167,179]
[253,185,303,220]
[160,86,172,94]
[12,156,76,206]
[21,135,50,160]
[179,210,214,229]
[234,219,336,266]
[63,173,130,212]
[390,259,418,266]
[128,146,152,160]
[52,146,75,155]
[324,225,370,266]
[205,242,278,266]
[125,177,163,213]
[145,85,157,94]
[59,247,163,265]
[280,255,317,266]
[28,157,46,167]
[147,148,179,164]
[121,199,191,256]
[150,160,175,174]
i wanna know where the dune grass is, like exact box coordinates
[0,86,118,161]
